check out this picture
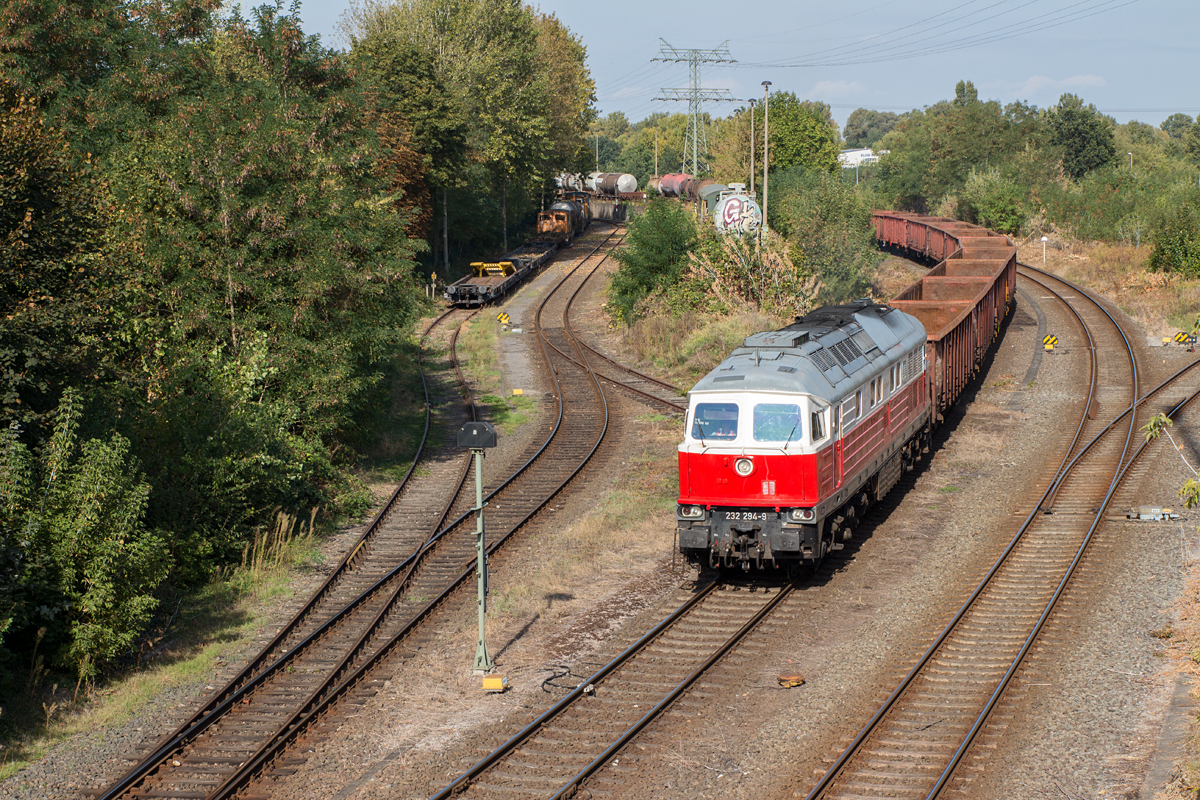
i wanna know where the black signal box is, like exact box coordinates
[458,421,498,449]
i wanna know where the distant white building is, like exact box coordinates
[838,148,886,168]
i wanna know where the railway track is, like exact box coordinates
[92,231,625,800]
[538,228,685,412]
[432,578,791,800]
[93,308,478,800]
[799,265,1200,800]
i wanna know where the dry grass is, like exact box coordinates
[1017,237,1200,339]
[484,413,679,628]
[623,307,787,387]
[873,255,928,300]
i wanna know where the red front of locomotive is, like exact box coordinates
[675,390,842,568]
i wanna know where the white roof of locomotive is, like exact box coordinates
[688,301,927,405]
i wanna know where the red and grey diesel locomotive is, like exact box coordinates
[676,301,929,571]
[676,212,1018,572]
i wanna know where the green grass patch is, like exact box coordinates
[460,315,504,397]
[478,394,538,433]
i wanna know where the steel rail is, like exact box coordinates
[96,307,468,800]
[805,265,1137,800]
[546,583,794,800]
[543,229,686,413]
[202,229,622,800]
[430,581,721,799]
[921,266,1192,798]
[542,337,685,412]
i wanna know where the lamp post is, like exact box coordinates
[748,99,756,195]
[761,81,772,243]
[1041,235,1048,265]
[458,421,498,673]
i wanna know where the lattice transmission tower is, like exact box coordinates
[654,40,736,176]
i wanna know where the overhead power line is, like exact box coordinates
[654,39,738,176]
[737,0,1139,69]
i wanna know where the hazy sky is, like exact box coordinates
[299,0,1194,132]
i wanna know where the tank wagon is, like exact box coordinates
[585,172,638,195]
[712,183,762,234]
[444,197,590,307]
[676,213,1016,572]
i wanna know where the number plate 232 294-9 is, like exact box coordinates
[724,511,770,522]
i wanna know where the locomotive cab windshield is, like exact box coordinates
[686,395,825,450]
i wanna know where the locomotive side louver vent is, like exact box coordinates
[902,348,923,381]
[809,349,837,372]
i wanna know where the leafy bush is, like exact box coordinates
[956,168,1027,235]
[1148,187,1200,276]
[608,199,698,321]
[671,227,820,319]
[0,391,169,685]
[771,167,882,302]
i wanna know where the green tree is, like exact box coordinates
[608,199,697,321]
[953,80,978,107]
[765,93,840,173]
[842,108,898,149]
[593,110,630,140]
[1162,113,1193,140]
[94,6,426,573]
[0,90,105,433]
[1047,93,1116,180]
[534,13,596,175]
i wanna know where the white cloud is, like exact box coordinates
[1008,74,1107,98]
[809,80,865,98]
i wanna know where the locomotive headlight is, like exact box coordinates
[788,508,815,522]
[677,504,706,520]
[734,457,755,476]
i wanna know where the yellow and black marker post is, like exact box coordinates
[1042,334,1057,352]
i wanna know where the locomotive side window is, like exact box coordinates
[753,403,802,443]
[692,402,739,440]
[811,409,827,443]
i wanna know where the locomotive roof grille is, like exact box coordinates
[688,301,927,399]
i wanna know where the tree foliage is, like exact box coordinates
[1162,113,1194,140]
[842,108,898,149]
[1047,93,1116,180]
[608,199,697,321]
[0,91,106,432]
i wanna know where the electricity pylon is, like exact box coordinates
[654,40,736,176]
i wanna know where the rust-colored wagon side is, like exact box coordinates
[873,211,1017,422]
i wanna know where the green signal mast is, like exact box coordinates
[654,39,737,177]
